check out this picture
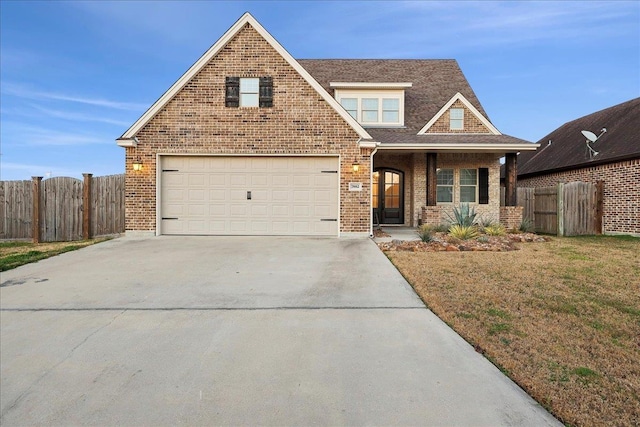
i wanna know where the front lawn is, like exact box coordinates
[384,235,639,426]
[0,238,110,272]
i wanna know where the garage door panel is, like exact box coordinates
[161,156,339,236]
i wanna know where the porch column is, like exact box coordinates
[504,152,517,206]
[426,153,437,206]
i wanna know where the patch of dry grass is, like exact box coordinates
[386,235,640,427]
[0,238,110,271]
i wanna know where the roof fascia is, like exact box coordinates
[377,142,540,152]
[330,82,413,89]
[119,12,371,141]
[417,92,501,135]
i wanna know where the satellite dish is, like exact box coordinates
[581,130,598,142]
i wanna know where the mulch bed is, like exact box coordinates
[377,232,549,252]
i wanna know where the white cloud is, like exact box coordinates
[0,162,80,180]
[2,83,147,111]
[2,123,112,146]
[26,104,131,127]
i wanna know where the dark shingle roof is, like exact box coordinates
[298,59,488,133]
[518,97,640,177]
[367,129,532,145]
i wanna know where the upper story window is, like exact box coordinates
[225,77,273,108]
[331,82,411,127]
[240,78,259,107]
[450,108,464,130]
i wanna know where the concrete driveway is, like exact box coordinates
[0,236,560,426]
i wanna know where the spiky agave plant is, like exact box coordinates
[448,224,479,240]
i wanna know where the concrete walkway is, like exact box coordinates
[0,236,561,426]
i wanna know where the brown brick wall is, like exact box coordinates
[499,206,523,231]
[518,159,640,235]
[125,24,370,234]
[426,100,492,134]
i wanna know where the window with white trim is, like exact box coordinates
[450,108,464,130]
[336,90,405,126]
[459,168,477,203]
[436,169,454,203]
[341,98,357,119]
[240,78,259,107]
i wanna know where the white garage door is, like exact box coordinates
[160,156,339,236]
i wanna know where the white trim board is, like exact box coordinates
[417,92,501,135]
[118,13,371,142]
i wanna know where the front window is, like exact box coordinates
[382,98,399,123]
[361,98,379,123]
[450,108,464,130]
[437,169,454,203]
[341,98,358,119]
[459,169,477,202]
[240,78,259,107]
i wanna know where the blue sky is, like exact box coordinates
[1,1,638,181]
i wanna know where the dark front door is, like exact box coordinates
[373,169,404,225]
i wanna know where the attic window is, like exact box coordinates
[225,76,273,108]
[450,108,464,130]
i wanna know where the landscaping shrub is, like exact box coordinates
[484,223,506,236]
[446,203,478,227]
[448,224,479,240]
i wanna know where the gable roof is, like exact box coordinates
[416,92,500,135]
[518,97,640,177]
[299,59,487,133]
[117,12,371,144]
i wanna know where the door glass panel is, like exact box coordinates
[384,172,400,209]
[372,171,379,209]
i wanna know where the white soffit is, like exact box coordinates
[330,82,413,89]
[118,12,372,141]
[417,92,501,135]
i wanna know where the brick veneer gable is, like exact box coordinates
[125,24,370,234]
[518,159,640,235]
[426,100,492,134]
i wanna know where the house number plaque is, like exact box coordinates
[349,182,363,191]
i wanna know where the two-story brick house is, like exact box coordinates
[117,13,538,237]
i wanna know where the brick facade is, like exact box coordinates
[125,24,371,235]
[499,206,523,231]
[518,159,640,235]
[426,100,492,134]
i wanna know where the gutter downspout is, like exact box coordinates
[369,146,379,238]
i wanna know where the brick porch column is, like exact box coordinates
[426,153,437,206]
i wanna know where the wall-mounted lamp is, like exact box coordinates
[352,161,360,173]
[132,158,143,171]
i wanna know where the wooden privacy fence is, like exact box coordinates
[501,181,603,236]
[0,174,125,242]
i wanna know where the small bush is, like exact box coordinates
[484,224,506,236]
[417,225,435,242]
[448,224,479,240]
[432,223,449,233]
[478,215,497,229]
[446,203,478,227]
[477,236,489,243]
[519,218,535,233]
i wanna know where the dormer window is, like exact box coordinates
[331,82,411,127]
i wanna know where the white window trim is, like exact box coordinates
[239,77,259,108]
[450,108,464,130]
[335,89,405,127]
[436,168,480,205]
[417,92,501,135]
[459,168,478,203]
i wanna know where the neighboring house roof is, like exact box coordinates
[117,12,371,145]
[518,97,640,177]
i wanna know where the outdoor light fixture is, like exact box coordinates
[132,158,143,171]
[352,161,360,173]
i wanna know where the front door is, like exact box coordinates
[373,169,404,225]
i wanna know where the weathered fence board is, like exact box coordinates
[534,186,558,235]
[563,182,598,236]
[41,177,83,242]
[92,174,125,237]
[0,174,125,242]
[502,182,601,236]
[0,180,33,239]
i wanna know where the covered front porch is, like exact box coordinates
[372,150,522,230]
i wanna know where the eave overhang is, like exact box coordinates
[376,142,540,153]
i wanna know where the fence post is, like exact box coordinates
[557,182,564,237]
[32,176,43,243]
[83,173,93,240]
[595,180,604,235]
